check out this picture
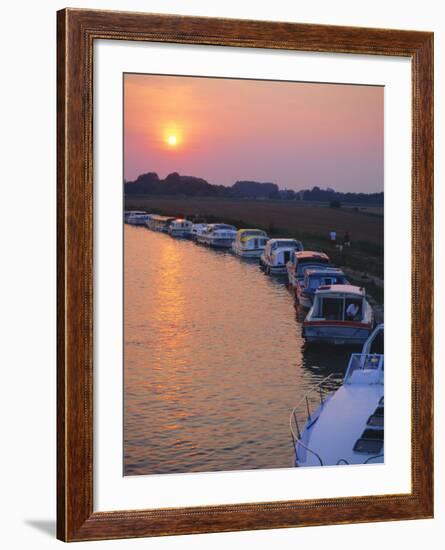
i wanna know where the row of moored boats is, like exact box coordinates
[125,210,375,347]
[126,211,384,469]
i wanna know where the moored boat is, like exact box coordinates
[231,229,269,258]
[147,215,176,233]
[198,224,237,248]
[286,250,331,288]
[296,268,349,308]
[291,324,384,467]
[168,218,193,238]
[260,238,304,275]
[303,284,374,345]
[191,223,208,241]
[125,211,150,225]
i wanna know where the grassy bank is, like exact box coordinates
[125,196,384,283]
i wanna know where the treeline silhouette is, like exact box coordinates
[124,172,383,204]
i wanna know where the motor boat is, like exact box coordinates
[125,211,150,225]
[296,268,349,308]
[168,218,193,238]
[231,229,269,258]
[147,215,176,232]
[286,250,331,288]
[198,224,237,248]
[190,223,208,241]
[290,324,384,467]
[303,284,374,345]
[260,238,304,275]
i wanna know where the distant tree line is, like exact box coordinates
[124,171,383,204]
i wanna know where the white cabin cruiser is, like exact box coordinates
[286,250,331,288]
[231,229,269,258]
[198,224,237,248]
[291,324,384,467]
[260,238,304,275]
[303,284,373,345]
[147,215,176,232]
[125,211,150,225]
[168,218,193,238]
[191,223,208,241]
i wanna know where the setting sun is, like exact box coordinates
[167,135,178,147]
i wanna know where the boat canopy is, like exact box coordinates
[149,215,176,222]
[303,269,348,289]
[269,238,303,249]
[295,251,330,262]
[207,223,236,231]
[314,284,365,298]
[237,228,267,239]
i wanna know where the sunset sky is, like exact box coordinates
[124,74,383,193]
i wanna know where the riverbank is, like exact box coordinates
[125,196,384,282]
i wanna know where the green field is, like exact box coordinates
[125,196,384,295]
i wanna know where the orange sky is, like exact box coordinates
[124,73,383,193]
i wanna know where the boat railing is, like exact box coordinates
[289,372,343,465]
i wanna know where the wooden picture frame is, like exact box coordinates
[57,8,434,542]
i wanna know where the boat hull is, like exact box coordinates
[232,244,264,258]
[303,322,373,345]
[296,290,312,308]
[260,255,288,274]
[168,229,191,238]
[202,238,234,248]
[127,218,148,226]
[286,265,299,286]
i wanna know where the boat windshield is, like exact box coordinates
[307,275,347,289]
[272,240,296,249]
[344,353,384,384]
[317,297,362,321]
[241,230,265,237]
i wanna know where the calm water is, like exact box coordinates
[124,225,352,476]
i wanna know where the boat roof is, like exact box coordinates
[172,218,190,223]
[315,284,365,296]
[301,384,383,466]
[208,223,236,230]
[268,238,300,245]
[150,215,176,222]
[295,251,329,261]
[305,268,345,277]
[237,228,267,235]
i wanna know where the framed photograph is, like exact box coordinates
[57,8,433,542]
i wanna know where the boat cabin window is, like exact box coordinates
[317,296,362,320]
[353,425,384,454]
[320,297,344,320]
[367,414,384,427]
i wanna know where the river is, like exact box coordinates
[124,225,352,476]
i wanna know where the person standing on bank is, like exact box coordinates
[329,230,337,245]
[344,231,351,246]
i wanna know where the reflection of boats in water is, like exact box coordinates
[286,250,331,288]
[198,224,237,248]
[168,218,193,238]
[296,268,348,308]
[260,239,304,275]
[231,229,269,258]
[125,211,150,225]
[291,324,384,467]
[303,285,373,345]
